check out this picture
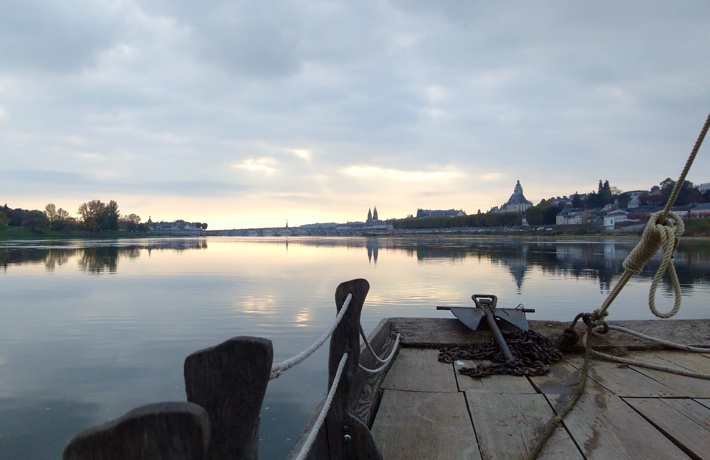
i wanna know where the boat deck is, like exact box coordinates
[370,322,710,459]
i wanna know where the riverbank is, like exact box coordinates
[2,217,708,240]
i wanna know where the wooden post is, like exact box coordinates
[184,336,273,460]
[63,401,211,460]
[325,279,383,460]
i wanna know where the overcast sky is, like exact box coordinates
[1,1,709,229]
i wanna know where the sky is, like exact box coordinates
[1,1,709,230]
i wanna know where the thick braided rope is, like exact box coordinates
[293,352,349,460]
[270,293,352,380]
[622,210,684,318]
[606,324,710,352]
[584,325,710,380]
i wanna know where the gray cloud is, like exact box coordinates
[1,0,709,227]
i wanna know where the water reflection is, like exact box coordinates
[0,238,208,274]
[2,238,710,293]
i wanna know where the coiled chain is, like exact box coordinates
[438,329,563,378]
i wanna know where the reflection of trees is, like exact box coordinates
[0,238,208,274]
[44,249,76,271]
[78,247,119,274]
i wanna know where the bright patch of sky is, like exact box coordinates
[1,0,709,229]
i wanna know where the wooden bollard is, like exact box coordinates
[325,279,382,460]
[184,336,273,460]
[63,401,211,460]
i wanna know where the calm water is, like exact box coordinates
[1,236,709,459]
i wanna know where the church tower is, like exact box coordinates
[367,208,372,224]
[373,206,379,221]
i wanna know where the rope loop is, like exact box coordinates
[622,211,683,274]
[621,210,684,319]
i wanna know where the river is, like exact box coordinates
[1,236,709,459]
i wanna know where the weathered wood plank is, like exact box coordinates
[467,392,582,460]
[63,402,210,460]
[579,351,710,397]
[624,398,710,459]
[653,351,710,373]
[528,355,605,395]
[455,360,537,394]
[576,359,678,397]
[381,348,458,392]
[696,398,710,410]
[371,389,481,460]
[546,393,689,459]
[388,318,710,350]
[616,351,710,398]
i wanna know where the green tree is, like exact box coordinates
[0,210,8,230]
[22,210,50,231]
[98,200,120,231]
[121,213,141,232]
[45,203,57,225]
[78,200,105,231]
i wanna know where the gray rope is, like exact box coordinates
[358,333,402,374]
[293,352,349,460]
[270,293,352,380]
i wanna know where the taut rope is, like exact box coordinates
[270,293,352,380]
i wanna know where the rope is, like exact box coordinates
[592,111,709,322]
[606,324,710,353]
[588,324,710,380]
[359,333,402,374]
[530,113,710,460]
[525,324,594,460]
[293,353,349,460]
[360,325,388,364]
[270,293,352,380]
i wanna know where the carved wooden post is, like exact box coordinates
[63,402,211,460]
[325,279,382,460]
[184,336,272,460]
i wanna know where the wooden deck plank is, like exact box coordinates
[371,389,482,460]
[528,355,606,395]
[696,398,710,410]
[623,352,710,398]
[455,360,538,393]
[381,348,458,392]
[574,359,678,397]
[466,392,582,460]
[547,393,690,459]
[624,398,710,459]
[585,351,710,397]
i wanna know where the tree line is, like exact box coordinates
[0,200,207,233]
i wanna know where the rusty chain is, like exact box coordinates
[438,329,563,378]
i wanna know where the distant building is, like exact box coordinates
[492,180,533,213]
[364,206,393,233]
[556,208,590,225]
[416,209,465,218]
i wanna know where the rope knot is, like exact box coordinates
[622,211,683,274]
